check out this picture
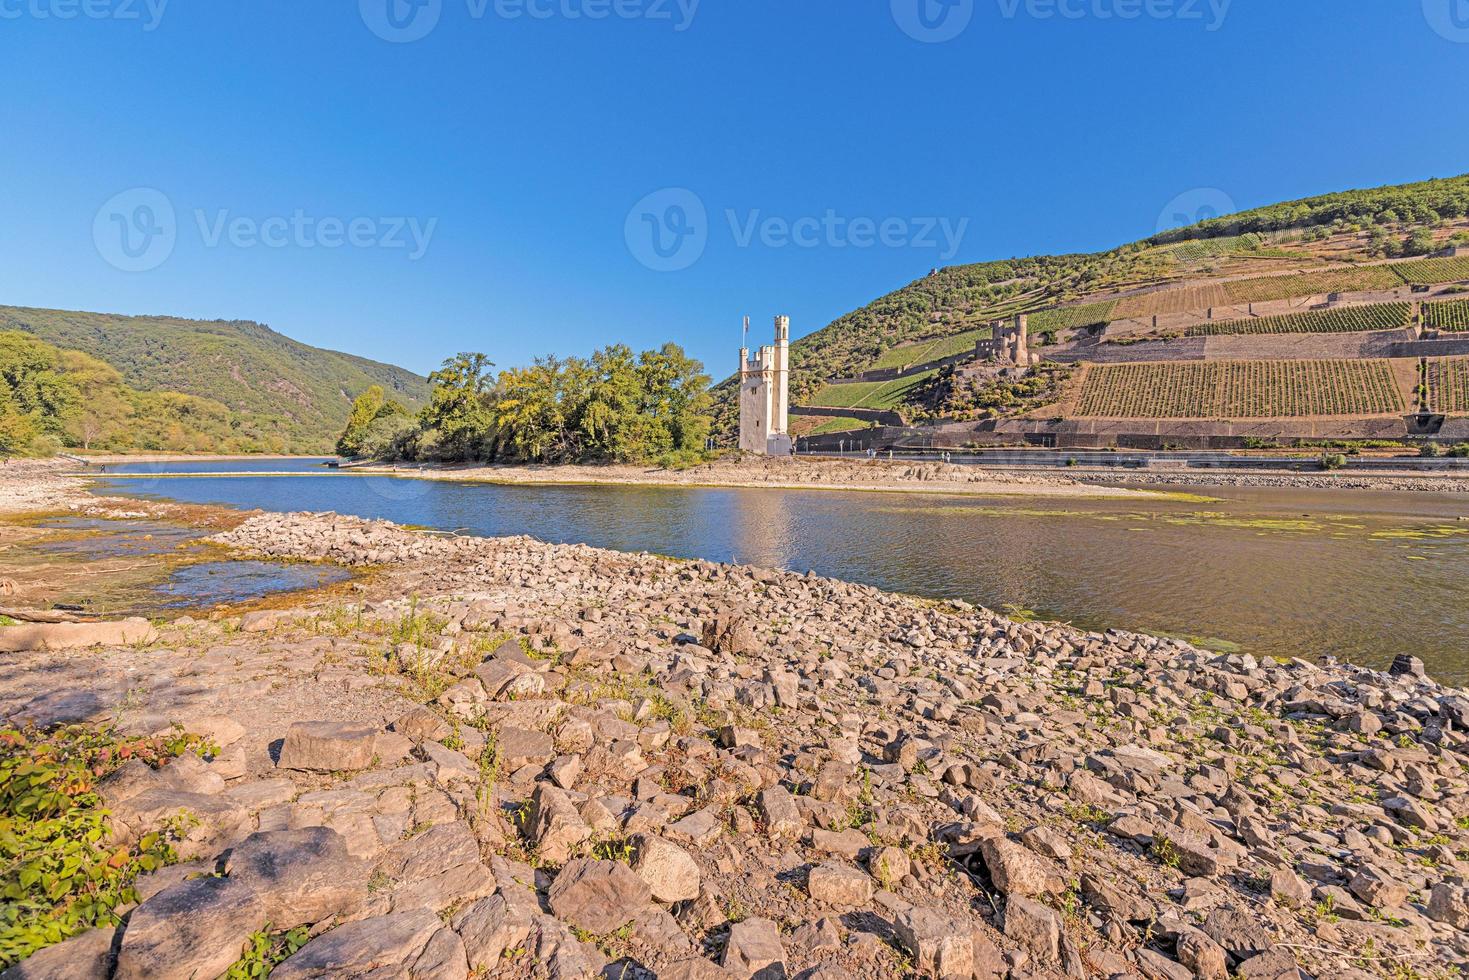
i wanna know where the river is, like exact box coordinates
[92,462,1469,681]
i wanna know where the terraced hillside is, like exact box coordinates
[1074,359,1407,419]
[1186,302,1411,337]
[1426,358,1469,414]
[711,172,1469,440]
[1425,299,1469,331]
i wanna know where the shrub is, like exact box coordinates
[0,726,210,968]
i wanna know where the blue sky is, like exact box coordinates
[2,0,1468,380]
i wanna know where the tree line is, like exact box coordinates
[337,342,715,466]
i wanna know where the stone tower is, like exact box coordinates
[739,316,792,455]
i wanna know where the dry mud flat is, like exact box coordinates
[2,508,1469,979]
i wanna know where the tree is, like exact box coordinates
[337,385,409,457]
[418,353,496,461]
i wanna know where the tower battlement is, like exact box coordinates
[739,316,792,455]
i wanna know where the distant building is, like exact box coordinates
[975,314,1036,368]
[739,316,792,455]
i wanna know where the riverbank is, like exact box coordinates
[351,454,1165,499]
[1082,468,1469,494]
[2,474,1467,979]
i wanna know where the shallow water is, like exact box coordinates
[17,514,350,616]
[93,468,1469,681]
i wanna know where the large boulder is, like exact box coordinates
[547,858,653,935]
[894,907,974,980]
[270,909,445,980]
[222,827,367,927]
[720,917,785,979]
[630,834,701,904]
[113,876,266,980]
[1,926,116,979]
[0,618,156,653]
[276,721,410,772]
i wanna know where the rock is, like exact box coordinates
[1427,882,1469,928]
[661,957,741,979]
[276,721,408,772]
[0,618,156,653]
[894,907,974,979]
[547,858,653,935]
[868,845,910,886]
[1003,895,1060,960]
[390,706,452,742]
[271,909,444,979]
[807,862,873,907]
[721,916,785,978]
[1269,867,1311,906]
[702,613,757,657]
[451,892,534,971]
[1176,927,1228,980]
[113,876,266,980]
[223,827,366,927]
[495,725,554,771]
[1,926,116,979]
[1348,865,1409,908]
[631,834,701,904]
[1201,908,1273,960]
[756,786,802,837]
[529,784,592,864]
[1153,822,1237,877]
[373,821,496,913]
[979,837,1063,897]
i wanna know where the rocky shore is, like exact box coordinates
[3,497,1468,980]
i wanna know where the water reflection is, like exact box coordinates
[91,471,1469,680]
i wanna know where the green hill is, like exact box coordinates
[711,173,1469,438]
[0,306,429,453]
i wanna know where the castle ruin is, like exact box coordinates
[739,316,792,456]
[975,314,1037,370]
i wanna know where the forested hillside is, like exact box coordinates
[0,306,428,453]
[0,331,255,455]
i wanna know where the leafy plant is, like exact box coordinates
[222,924,311,978]
[0,726,205,968]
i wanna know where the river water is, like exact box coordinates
[92,463,1469,681]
